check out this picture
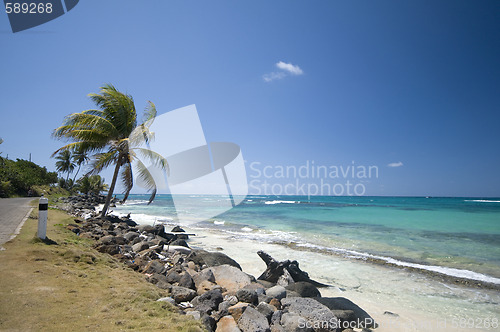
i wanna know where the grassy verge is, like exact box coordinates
[0,206,204,331]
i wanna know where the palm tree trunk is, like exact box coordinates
[73,164,81,183]
[100,160,122,218]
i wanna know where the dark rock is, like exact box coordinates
[124,231,139,242]
[285,290,301,298]
[138,225,156,234]
[114,236,127,245]
[191,288,223,315]
[286,282,321,298]
[383,311,399,317]
[314,297,376,328]
[99,235,116,245]
[156,280,172,290]
[331,310,356,325]
[170,238,190,248]
[178,272,195,289]
[96,244,120,255]
[270,310,283,327]
[144,260,166,275]
[189,250,241,270]
[237,306,270,332]
[122,218,137,227]
[171,286,197,303]
[236,288,258,304]
[166,270,182,284]
[201,313,216,332]
[193,268,216,286]
[257,302,275,322]
[257,251,328,287]
[171,226,185,233]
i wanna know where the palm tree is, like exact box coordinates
[72,146,90,182]
[55,149,75,182]
[52,84,168,217]
[78,175,108,195]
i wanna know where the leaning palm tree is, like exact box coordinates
[72,146,90,183]
[55,149,75,182]
[52,84,169,217]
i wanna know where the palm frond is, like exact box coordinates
[134,158,157,204]
[120,161,133,203]
[87,150,118,175]
[133,147,169,175]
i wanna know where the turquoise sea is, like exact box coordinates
[113,195,500,285]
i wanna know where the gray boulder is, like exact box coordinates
[189,250,242,270]
[236,288,258,304]
[313,297,376,328]
[266,285,286,300]
[237,306,270,332]
[281,297,340,332]
[157,297,176,305]
[216,315,241,332]
[193,268,216,286]
[209,265,252,293]
[280,313,313,332]
[171,286,197,303]
[257,302,275,322]
[192,288,224,315]
[178,272,195,289]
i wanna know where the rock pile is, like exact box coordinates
[56,194,117,219]
[68,215,377,332]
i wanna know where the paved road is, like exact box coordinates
[0,197,35,248]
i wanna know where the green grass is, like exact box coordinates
[0,207,205,331]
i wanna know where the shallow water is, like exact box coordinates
[112,194,500,331]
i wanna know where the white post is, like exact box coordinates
[38,195,48,240]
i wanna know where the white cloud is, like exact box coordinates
[263,61,303,82]
[263,71,286,82]
[276,61,303,75]
[387,161,404,167]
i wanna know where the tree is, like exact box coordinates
[72,146,90,182]
[52,84,168,217]
[77,175,108,195]
[55,149,75,182]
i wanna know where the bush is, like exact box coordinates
[0,157,58,197]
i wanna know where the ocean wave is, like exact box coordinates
[465,200,500,203]
[264,200,298,205]
[121,200,150,206]
[213,220,225,225]
[294,243,500,285]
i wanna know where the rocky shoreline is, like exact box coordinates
[57,195,377,332]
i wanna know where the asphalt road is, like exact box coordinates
[0,197,35,249]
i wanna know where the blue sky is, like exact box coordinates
[0,0,499,197]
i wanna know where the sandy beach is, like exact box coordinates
[182,224,500,332]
